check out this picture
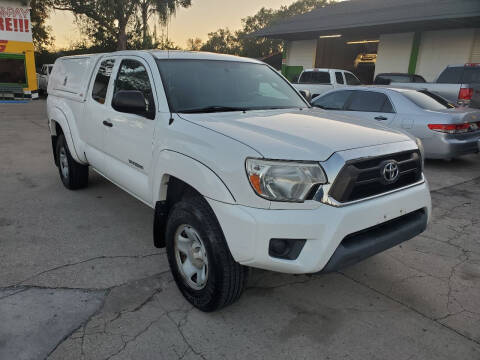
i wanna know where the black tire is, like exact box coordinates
[166,193,248,312]
[56,134,89,190]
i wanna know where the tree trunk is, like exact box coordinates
[141,3,148,47]
[117,20,128,50]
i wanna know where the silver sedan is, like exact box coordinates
[311,86,480,159]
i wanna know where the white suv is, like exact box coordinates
[47,51,431,311]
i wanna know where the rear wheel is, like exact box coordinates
[56,134,89,190]
[166,193,248,312]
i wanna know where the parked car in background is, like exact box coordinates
[292,68,361,99]
[47,51,430,311]
[311,87,480,159]
[374,73,426,85]
[388,64,480,108]
[37,64,53,95]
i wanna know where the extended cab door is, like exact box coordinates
[82,57,118,170]
[101,57,158,203]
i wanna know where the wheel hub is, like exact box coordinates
[59,147,69,179]
[174,225,209,290]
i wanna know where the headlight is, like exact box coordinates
[246,159,327,202]
[415,138,425,169]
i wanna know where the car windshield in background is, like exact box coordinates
[156,60,306,113]
[403,90,455,111]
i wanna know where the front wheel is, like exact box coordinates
[56,134,89,190]
[166,193,248,312]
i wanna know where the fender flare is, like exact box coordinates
[152,150,236,205]
[48,106,86,164]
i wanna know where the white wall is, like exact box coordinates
[286,39,317,69]
[416,28,476,81]
[375,32,414,76]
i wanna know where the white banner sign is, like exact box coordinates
[0,1,32,42]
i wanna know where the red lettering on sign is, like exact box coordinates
[20,8,29,19]
[0,6,31,34]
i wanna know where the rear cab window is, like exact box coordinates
[462,66,480,83]
[299,71,331,84]
[437,67,464,83]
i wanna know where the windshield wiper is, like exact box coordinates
[178,106,250,114]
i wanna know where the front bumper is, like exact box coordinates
[208,181,431,274]
[423,132,480,159]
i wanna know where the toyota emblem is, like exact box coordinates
[383,161,399,183]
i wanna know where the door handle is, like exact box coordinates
[103,120,113,128]
[374,116,388,121]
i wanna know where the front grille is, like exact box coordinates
[328,150,423,203]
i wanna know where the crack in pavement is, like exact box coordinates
[339,271,480,346]
[14,252,165,287]
[166,308,207,360]
[45,288,110,359]
[103,315,166,360]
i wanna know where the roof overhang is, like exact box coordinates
[251,0,480,41]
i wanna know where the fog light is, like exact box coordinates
[269,239,306,260]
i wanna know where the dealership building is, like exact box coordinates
[254,0,480,83]
[0,0,38,100]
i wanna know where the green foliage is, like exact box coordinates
[53,0,191,50]
[200,29,240,55]
[201,0,331,58]
[186,37,203,51]
[30,0,55,51]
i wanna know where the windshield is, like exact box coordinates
[402,90,455,111]
[156,59,307,113]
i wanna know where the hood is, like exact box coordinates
[179,108,411,161]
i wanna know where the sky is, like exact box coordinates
[47,0,294,49]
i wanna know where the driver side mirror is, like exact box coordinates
[299,90,312,103]
[112,90,155,119]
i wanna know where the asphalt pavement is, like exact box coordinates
[1,100,479,360]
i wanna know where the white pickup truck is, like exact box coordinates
[37,64,53,94]
[293,68,362,99]
[47,51,431,311]
[389,64,480,108]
